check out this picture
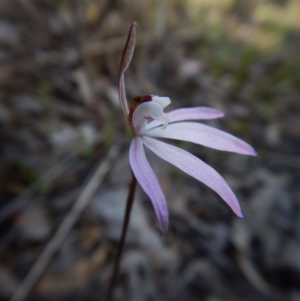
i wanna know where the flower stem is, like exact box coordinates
[105,172,137,301]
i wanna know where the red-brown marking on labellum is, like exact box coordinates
[128,95,152,128]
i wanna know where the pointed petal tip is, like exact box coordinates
[158,211,169,235]
[217,111,225,118]
[234,142,257,156]
[232,200,244,218]
[160,221,169,235]
[232,202,244,218]
[231,204,244,219]
[252,149,258,156]
[246,147,258,157]
[237,211,244,218]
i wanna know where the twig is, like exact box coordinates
[105,173,137,301]
[235,251,283,298]
[10,143,122,301]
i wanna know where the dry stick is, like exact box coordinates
[11,143,121,301]
[105,173,137,301]
[235,251,276,297]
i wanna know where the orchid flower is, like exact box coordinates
[119,23,257,234]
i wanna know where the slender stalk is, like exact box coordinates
[106,172,137,301]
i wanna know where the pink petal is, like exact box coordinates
[146,122,257,156]
[129,137,169,233]
[146,107,224,130]
[142,136,243,217]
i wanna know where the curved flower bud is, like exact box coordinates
[118,22,137,118]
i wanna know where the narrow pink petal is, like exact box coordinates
[146,122,257,156]
[168,107,224,121]
[146,107,224,130]
[142,136,243,217]
[129,137,169,233]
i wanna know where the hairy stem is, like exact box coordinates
[106,172,137,301]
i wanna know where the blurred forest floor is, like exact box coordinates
[0,0,300,301]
